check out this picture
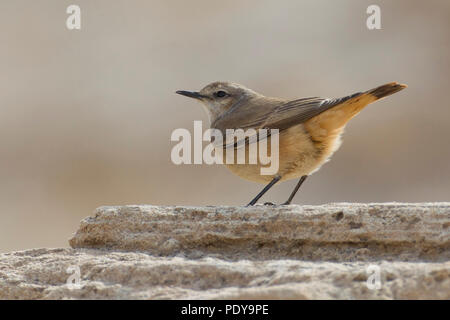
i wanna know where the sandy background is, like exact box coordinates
[1,0,449,252]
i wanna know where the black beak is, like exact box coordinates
[176,90,205,99]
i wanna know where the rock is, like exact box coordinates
[0,203,449,299]
[0,248,449,299]
[69,203,450,262]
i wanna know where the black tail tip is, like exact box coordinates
[369,82,407,99]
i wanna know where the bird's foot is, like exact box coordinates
[246,201,276,206]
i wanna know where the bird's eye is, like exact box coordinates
[214,90,227,98]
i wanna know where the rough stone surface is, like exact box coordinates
[0,203,449,299]
[69,203,450,262]
[1,248,449,299]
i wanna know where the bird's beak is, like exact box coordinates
[176,90,205,100]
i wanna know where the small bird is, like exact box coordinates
[176,81,407,206]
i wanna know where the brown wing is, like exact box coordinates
[212,92,362,148]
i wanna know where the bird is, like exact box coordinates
[176,81,407,206]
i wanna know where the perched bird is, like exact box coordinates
[176,81,407,205]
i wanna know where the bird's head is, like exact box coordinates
[176,81,259,123]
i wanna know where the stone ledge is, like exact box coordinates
[69,203,450,262]
[0,248,449,299]
[0,203,449,299]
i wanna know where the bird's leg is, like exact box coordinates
[246,176,281,206]
[281,175,308,205]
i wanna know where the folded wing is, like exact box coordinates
[212,92,362,149]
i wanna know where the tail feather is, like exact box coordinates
[305,81,407,140]
[366,82,407,100]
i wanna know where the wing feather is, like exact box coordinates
[212,92,362,149]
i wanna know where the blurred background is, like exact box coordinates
[1,0,449,252]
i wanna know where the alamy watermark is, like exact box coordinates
[64,5,380,32]
[170,121,280,175]
[366,5,381,30]
[66,265,81,289]
[66,5,81,30]
[366,265,381,290]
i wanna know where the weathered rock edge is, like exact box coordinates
[1,203,449,299]
[1,248,449,299]
[69,203,450,262]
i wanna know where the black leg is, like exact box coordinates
[282,175,308,205]
[246,176,281,206]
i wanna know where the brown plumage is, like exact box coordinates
[176,81,407,205]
